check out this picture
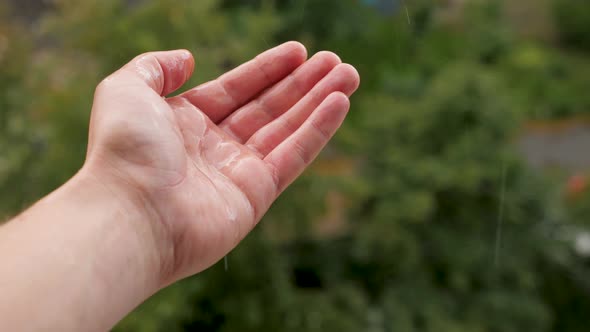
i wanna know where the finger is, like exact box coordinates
[219,51,342,142]
[247,63,360,157]
[106,50,194,96]
[178,41,307,123]
[265,92,350,194]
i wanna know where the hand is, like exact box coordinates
[83,42,360,285]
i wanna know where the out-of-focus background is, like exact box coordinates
[1,0,590,331]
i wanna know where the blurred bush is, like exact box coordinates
[1,0,590,331]
[554,0,590,53]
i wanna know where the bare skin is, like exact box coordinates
[0,42,359,331]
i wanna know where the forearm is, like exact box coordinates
[0,169,162,331]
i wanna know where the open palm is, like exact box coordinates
[85,42,360,283]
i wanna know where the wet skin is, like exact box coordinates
[86,41,361,283]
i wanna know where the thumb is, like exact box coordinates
[111,50,195,96]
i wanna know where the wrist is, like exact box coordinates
[73,166,174,288]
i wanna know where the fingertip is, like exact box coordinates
[338,63,361,95]
[159,49,195,95]
[316,92,350,129]
[273,41,307,69]
[326,91,350,110]
[314,51,342,65]
[175,49,193,60]
[177,49,195,80]
[283,41,308,61]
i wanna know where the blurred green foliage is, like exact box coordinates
[555,0,590,53]
[1,0,590,331]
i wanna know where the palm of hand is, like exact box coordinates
[86,42,359,282]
